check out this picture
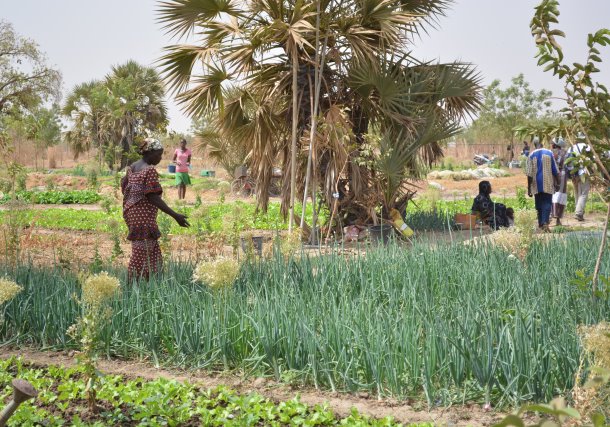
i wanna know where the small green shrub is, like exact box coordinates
[15,173,27,192]
[516,188,528,210]
[0,178,11,194]
[45,176,56,191]
[73,165,86,176]
[87,169,98,189]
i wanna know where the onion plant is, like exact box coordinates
[1,238,608,408]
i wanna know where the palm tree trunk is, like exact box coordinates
[301,81,315,230]
[301,1,327,240]
[288,53,299,232]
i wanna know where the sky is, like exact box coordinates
[2,0,610,134]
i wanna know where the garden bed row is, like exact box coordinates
[1,239,608,409]
[0,357,412,426]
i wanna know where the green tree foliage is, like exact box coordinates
[62,81,111,160]
[0,20,61,174]
[0,21,61,119]
[23,104,62,169]
[158,0,482,220]
[190,101,253,177]
[62,61,168,170]
[160,129,190,150]
[464,74,554,144]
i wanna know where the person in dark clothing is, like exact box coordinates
[471,180,510,230]
[522,141,530,157]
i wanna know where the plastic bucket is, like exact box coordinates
[369,225,394,245]
[454,213,478,230]
[241,236,263,256]
[168,164,176,174]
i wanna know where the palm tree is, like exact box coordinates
[63,61,168,170]
[106,61,168,168]
[192,88,269,177]
[62,81,111,165]
[159,0,481,224]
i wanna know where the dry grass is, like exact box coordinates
[572,322,610,421]
[486,210,538,259]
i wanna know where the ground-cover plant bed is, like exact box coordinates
[0,190,101,205]
[412,194,608,216]
[0,358,410,426]
[0,202,320,234]
[404,210,455,232]
[0,197,603,236]
[0,208,113,232]
[1,239,608,410]
[159,176,220,191]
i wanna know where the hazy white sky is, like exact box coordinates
[3,0,609,133]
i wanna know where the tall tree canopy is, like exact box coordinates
[62,61,168,170]
[159,0,481,223]
[0,21,61,162]
[464,74,554,144]
[0,21,61,118]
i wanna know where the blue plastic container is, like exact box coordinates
[168,164,176,174]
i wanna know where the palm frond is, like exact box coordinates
[194,125,248,175]
[158,45,218,93]
[157,0,239,38]
[428,62,482,121]
[398,0,454,35]
[202,17,242,45]
[358,0,417,43]
[175,65,231,117]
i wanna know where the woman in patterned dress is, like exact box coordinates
[121,138,189,281]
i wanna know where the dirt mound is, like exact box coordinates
[27,173,88,191]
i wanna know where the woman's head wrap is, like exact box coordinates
[138,137,163,154]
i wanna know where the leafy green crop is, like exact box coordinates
[0,358,416,426]
[0,202,322,234]
[0,190,101,205]
[0,196,605,238]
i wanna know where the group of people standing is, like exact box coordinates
[525,134,590,231]
[473,134,591,232]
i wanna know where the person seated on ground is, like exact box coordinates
[505,207,515,227]
[471,180,511,230]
